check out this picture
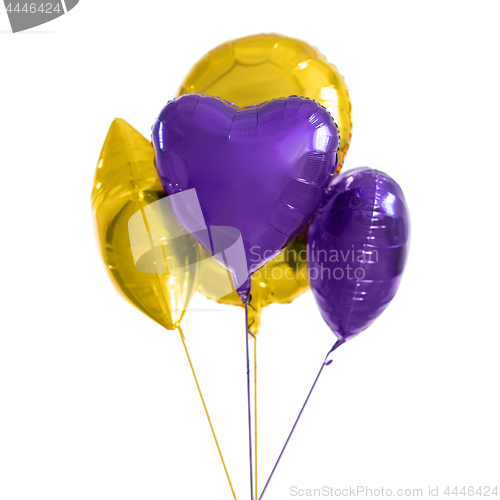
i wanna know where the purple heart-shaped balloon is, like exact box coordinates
[152,94,339,294]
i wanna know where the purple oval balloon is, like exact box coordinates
[308,167,410,341]
[152,94,339,295]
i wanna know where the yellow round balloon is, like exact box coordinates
[179,33,352,330]
[91,118,199,330]
[178,33,351,170]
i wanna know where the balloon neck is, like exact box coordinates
[176,324,185,340]
[324,338,345,365]
[246,298,261,337]
[237,278,251,303]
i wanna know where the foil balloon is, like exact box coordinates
[198,232,309,335]
[308,167,410,341]
[178,32,352,320]
[92,118,199,330]
[152,94,340,298]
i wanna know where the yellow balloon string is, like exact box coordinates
[254,334,258,498]
[177,326,237,500]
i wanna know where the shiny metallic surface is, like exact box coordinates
[308,168,410,340]
[177,33,352,322]
[178,33,351,170]
[92,119,199,330]
[152,94,339,296]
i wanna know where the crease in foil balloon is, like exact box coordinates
[152,94,340,298]
[128,189,249,300]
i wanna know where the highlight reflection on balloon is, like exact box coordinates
[91,118,199,330]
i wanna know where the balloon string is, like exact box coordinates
[244,301,255,500]
[254,332,258,498]
[177,326,238,500]
[258,339,345,500]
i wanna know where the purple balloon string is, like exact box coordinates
[244,300,255,500]
[258,339,345,500]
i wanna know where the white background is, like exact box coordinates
[1,1,499,499]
